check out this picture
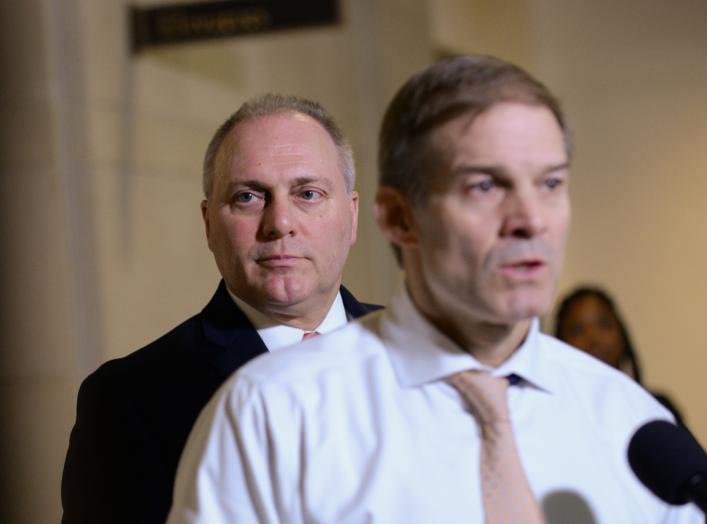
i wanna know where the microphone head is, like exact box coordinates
[628,419,707,504]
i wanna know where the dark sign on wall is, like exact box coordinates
[130,0,340,53]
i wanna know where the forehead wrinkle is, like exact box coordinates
[450,164,502,176]
[451,160,569,178]
[223,113,350,194]
[224,174,335,196]
[235,130,328,168]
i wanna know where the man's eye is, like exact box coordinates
[470,179,495,193]
[235,192,255,203]
[545,177,563,189]
[300,190,321,200]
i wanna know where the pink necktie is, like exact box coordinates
[302,331,320,340]
[449,371,544,524]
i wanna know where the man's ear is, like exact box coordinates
[349,190,359,246]
[373,186,419,249]
[201,200,211,246]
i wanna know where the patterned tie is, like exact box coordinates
[449,371,544,524]
[301,331,320,340]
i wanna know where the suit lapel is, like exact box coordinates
[341,285,382,319]
[199,281,268,379]
[199,281,381,379]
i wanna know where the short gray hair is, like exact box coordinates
[203,94,355,198]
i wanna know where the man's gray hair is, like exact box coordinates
[202,94,355,198]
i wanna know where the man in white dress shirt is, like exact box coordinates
[168,56,701,523]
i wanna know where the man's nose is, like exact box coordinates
[261,198,295,238]
[500,190,546,239]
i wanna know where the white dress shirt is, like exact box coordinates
[228,288,348,351]
[169,288,702,524]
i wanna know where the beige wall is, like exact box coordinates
[432,0,707,444]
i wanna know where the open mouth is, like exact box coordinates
[514,260,543,271]
[499,259,546,278]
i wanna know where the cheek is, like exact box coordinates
[309,215,352,261]
[561,333,591,354]
[333,219,356,256]
[565,334,586,349]
[552,209,572,250]
[606,330,625,351]
[334,206,356,237]
[424,234,487,290]
[214,217,257,254]
[422,218,487,273]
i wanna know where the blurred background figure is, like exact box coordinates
[554,286,685,426]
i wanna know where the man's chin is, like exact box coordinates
[259,278,313,308]
[501,291,553,321]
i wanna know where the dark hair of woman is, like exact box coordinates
[554,286,685,426]
[554,286,643,383]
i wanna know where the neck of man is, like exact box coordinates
[406,277,533,368]
[265,305,331,331]
[228,284,340,332]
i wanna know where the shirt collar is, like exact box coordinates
[227,288,348,352]
[380,286,554,392]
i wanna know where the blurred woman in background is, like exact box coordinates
[555,286,684,425]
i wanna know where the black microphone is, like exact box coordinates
[628,419,707,514]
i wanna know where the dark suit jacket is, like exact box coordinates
[61,280,380,524]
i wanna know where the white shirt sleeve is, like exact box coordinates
[166,375,289,524]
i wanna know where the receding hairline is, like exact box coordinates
[428,99,570,168]
[207,109,353,197]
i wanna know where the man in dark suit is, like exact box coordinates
[61,94,380,524]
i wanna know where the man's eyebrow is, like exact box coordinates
[290,176,334,190]
[228,179,267,190]
[544,161,571,174]
[224,176,334,193]
[451,164,503,177]
[451,161,571,177]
